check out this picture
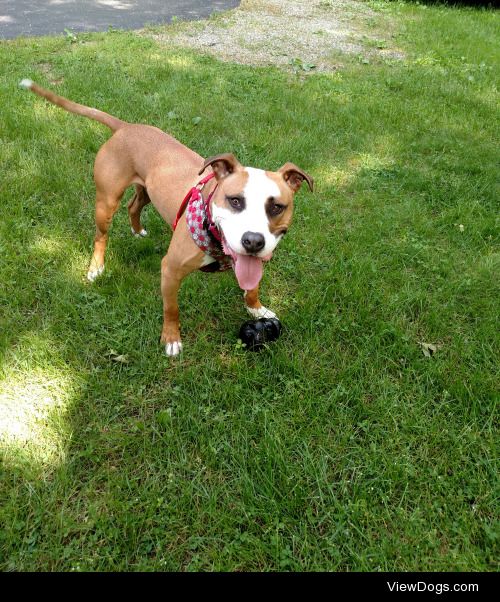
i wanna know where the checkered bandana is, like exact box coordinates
[185,183,233,272]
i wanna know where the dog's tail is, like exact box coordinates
[19,79,126,132]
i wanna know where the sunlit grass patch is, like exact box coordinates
[0,360,76,471]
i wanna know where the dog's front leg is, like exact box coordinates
[244,286,277,320]
[160,255,184,356]
[160,225,205,357]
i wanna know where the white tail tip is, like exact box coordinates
[19,79,33,89]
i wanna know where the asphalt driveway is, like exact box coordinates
[0,0,240,39]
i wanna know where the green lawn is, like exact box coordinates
[0,1,498,571]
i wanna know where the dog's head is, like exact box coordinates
[199,153,313,290]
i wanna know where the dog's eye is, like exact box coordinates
[227,196,244,210]
[269,203,286,216]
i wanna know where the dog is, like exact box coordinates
[20,79,313,356]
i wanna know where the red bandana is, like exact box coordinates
[173,173,233,272]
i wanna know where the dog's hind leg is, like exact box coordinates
[87,186,125,282]
[128,184,150,238]
[87,138,136,282]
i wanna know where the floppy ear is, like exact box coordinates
[198,153,242,179]
[278,162,314,193]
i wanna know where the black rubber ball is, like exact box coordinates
[238,318,282,351]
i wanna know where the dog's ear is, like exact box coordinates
[198,153,242,179]
[278,163,314,193]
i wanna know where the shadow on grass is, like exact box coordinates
[0,30,498,570]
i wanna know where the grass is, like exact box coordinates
[0,1,498,571]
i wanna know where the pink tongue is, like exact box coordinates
[222,238,270,290]
[233,253,263,290]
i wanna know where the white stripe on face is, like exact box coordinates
[212,167,282,256]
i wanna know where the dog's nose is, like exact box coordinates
[241,231,265,254]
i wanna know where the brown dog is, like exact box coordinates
[20,79,313,356]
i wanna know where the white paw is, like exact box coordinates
[87,265,104,282]
[246,305,277,320]
[131,227,148,238]
[165,341,183,357]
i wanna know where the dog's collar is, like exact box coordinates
[203,180,222,244]
[173,172,217,231]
